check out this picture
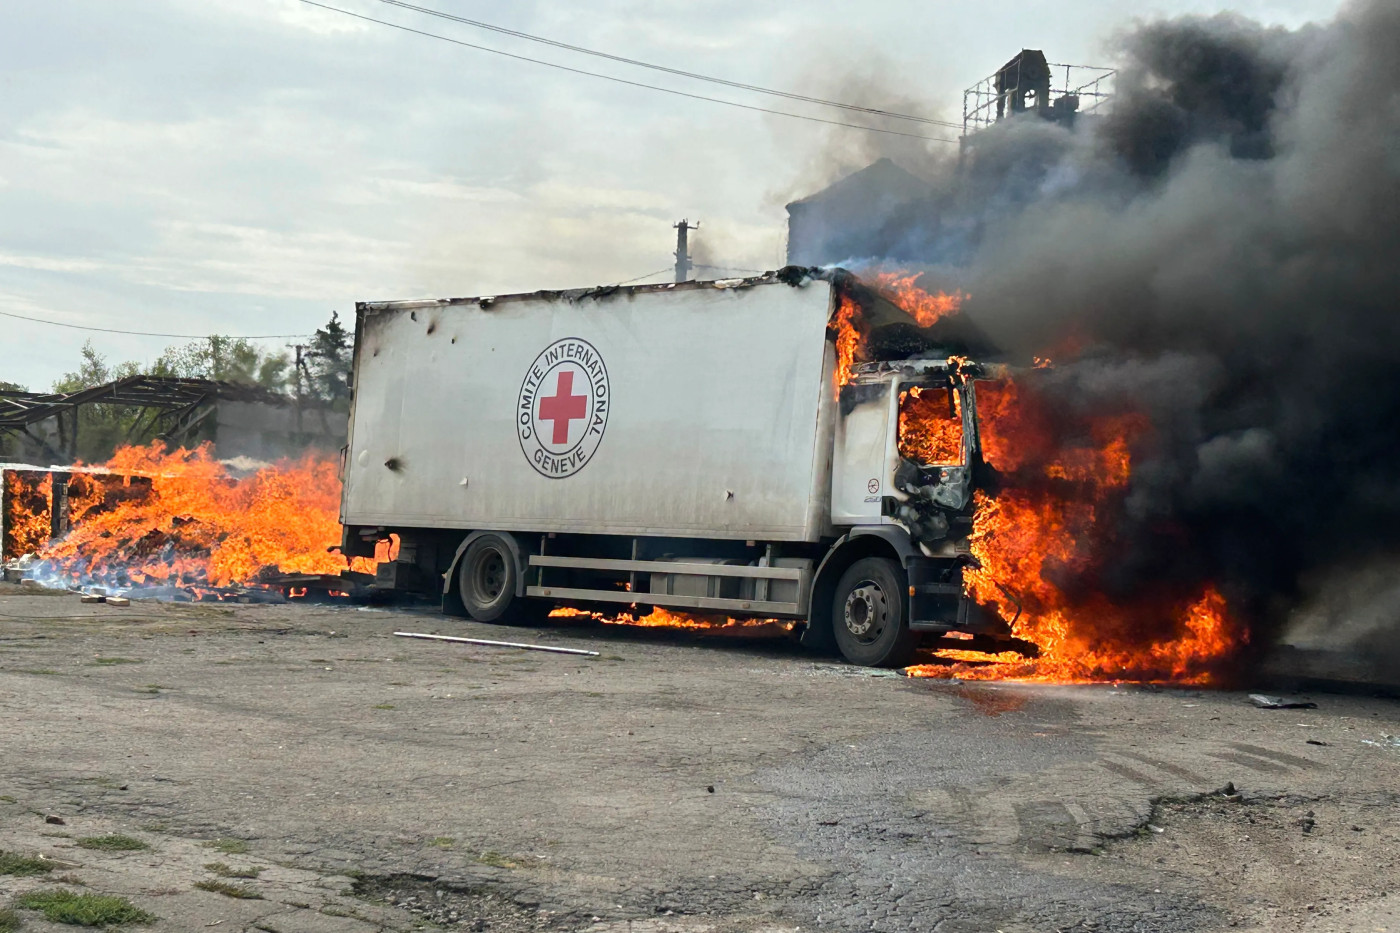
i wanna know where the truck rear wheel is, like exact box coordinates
[458,534,543,625]
[832,557,917,668]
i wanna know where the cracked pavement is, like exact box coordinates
[1,585,1397,932]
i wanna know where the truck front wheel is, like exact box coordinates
[458,534,542,625]
[832,557,917,668]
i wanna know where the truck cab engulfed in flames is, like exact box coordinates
[830,313,1006,647]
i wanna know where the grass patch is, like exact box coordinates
[75,835,148,852]
[203,862,261,879]
[0,851,54,876]
[472,851,519,869]
[14,889,154,926]
[92,658,142,666]
[0,795,16,803]
[136,823,166,834]
[14,669,60,676]
[0,907,18,933]
[193,880,261,900]
[371,703,396,710]
[200,839,247,855]
[427,837,454,849]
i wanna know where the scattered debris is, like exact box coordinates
[44,815,65,826]
[393,631,600,657]
[1360,735,1400,749]
[1249,694,1317,710]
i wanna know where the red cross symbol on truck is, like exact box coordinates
[538,370,589,444]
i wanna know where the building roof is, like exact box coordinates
[786,158,929,212]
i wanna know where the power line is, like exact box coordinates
[0,308,313,340]
[694,263,767,274]
[612,267,673,286]
[370,0,964,131]
[293,0,959,143]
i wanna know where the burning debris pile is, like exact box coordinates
[827,0,1400,681]
[5,443,385,600]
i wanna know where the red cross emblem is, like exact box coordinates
[518,338,610,479]
[538,370,589,444]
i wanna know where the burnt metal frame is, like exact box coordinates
[0,376,292,460]
[963,59,1116,137]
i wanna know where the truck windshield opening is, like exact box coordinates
[899,384,964,466]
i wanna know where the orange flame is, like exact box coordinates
[2,471,53,558]
[906,376,1243,684]
[832,292,862,387]
[832,273,965,388]
[549,605,793,635]
[898,385,963,465]
[34,442,378,588]
[870,271,966,327]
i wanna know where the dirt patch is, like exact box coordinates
[1102,791,1400,932]
[353,873,576,932]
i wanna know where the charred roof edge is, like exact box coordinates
[356,267,848,313]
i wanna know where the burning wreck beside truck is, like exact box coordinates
[3,444,388,601]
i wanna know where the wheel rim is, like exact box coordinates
[843,581,887,645]
[472,549,507,604]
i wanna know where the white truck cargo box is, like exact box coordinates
[342,278,839,542]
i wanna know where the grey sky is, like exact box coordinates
[0,0,1343,390]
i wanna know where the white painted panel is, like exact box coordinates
[830,383,892,524]
[342,280,836,541]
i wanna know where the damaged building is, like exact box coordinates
[0,376,346,466]
[785,50,1114,268]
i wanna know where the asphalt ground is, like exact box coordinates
[1,583,1398,933]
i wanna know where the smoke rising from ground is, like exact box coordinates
[834,0,1400,658]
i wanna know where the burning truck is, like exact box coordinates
[339,267,1012,667]
[4,266,1238,682]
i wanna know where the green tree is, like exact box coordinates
[49,341,144,461]
[151,336,289,391]
[302,311,351,410]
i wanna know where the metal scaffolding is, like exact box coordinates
[963,50,1115,138]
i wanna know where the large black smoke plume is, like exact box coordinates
[837,0,1400,668]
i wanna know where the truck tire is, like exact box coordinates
[832,557,917,668]
[457,534,543,625]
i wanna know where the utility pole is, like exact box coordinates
[673,219,699,283]
[288,343,312,436]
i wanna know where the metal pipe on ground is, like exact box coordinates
[392,631,600,657]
